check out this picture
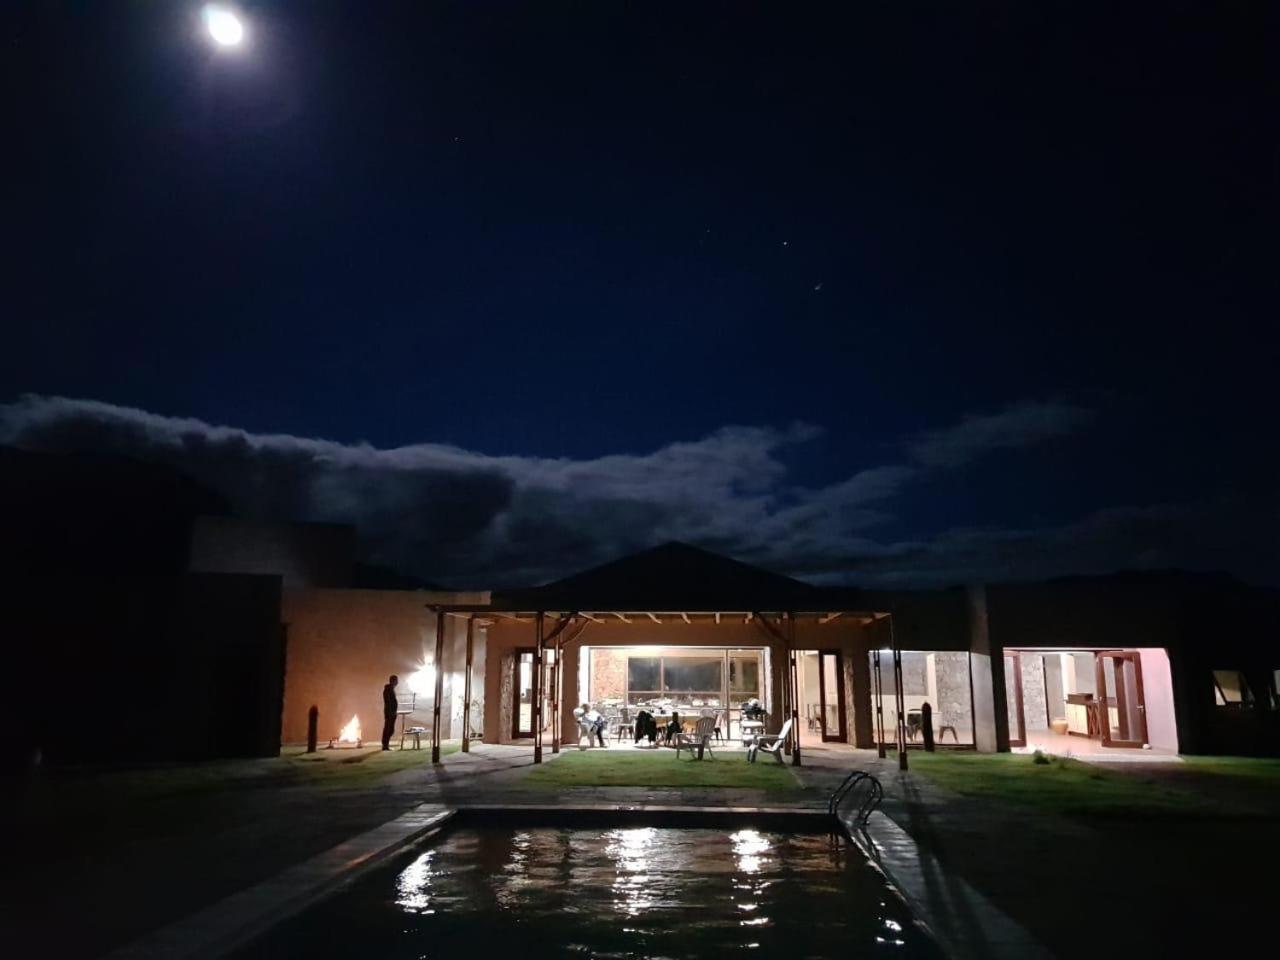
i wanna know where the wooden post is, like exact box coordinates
[788,613,801,766]
[890,613,908,771]
[431,609,446,764]
[461,616,474,753]
[550,632,560,754]
[778,624,791,755]
[533,612,544,764]
[873,647,886,759]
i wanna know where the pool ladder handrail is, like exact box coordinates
[828,770,883,825]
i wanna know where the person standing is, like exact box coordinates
[382,675,400,751]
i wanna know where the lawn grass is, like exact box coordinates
[1179,754,1280,782]
[904,751,1216,818]
[523,748,802,790]
[17,741,462,813]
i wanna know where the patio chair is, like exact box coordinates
[675,716,717,760]
[746,718,794,763]
[615,706,634,740]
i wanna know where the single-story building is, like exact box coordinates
[8,444,1275,765]
[279,540,1279,762]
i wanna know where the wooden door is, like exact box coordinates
[1096,651,1147,748]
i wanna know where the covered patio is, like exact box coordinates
[421,543,914,768]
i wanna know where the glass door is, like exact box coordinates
[1096,651,1147,747]
[818,650,846,742]
[512,648,534,739]
[1003,651,1026,748]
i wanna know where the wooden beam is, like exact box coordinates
[646,612,662,624]
[560,619,591,649]
[611,612,632,624]
[541,613,576,647]
[680,612,691,624]
[751,612,786,645]
[819,612,842,624]
[580,612,604,623]
[495,612,531,623]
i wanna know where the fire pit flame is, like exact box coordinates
[337,714,362,744]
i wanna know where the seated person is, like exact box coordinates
[663,710,682,745]
[574,702,607,747]
[634,710,658,745]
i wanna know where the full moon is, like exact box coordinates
[203,5,245,47]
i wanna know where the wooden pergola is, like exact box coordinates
[421,604,911,769]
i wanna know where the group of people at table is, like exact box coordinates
[573,698,767,747]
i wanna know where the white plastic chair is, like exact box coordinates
[747,717,794,763]
[675,716,717,760]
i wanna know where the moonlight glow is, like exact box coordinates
[203,5,245,47]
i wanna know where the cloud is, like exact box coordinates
[800,498,1280,588]
[906,400,1094,467]
[0,395,829,585]
[8,393,1259,590]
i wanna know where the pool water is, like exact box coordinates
[236,826,941,959]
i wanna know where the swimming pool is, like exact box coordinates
[235,823,941,959]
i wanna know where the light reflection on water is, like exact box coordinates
[239,827,941,959]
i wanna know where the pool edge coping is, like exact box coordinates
[101,803,458,960]
[841,810,1055,960]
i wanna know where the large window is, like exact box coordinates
[730,656,759,695]
[603,649,764,711]
[1213,670,1254,707]
[627,655,726,705]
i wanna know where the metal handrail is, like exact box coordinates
[828,770,883,825]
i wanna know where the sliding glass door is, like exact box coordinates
[512,648,534,739]
[818,650,846,742]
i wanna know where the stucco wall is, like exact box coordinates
[1139,647,1179,752]
[280,590,479,744]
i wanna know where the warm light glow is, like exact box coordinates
[203,5,245,47]
[408,665,436,697]
[337,714,361,743]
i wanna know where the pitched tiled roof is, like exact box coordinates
[491,541,827,612]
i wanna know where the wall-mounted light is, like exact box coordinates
[408,664,436,697]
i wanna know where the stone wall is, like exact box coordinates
[930,652,973,742]
[1020,653,1048,730]
[590,648,627,703]
[498,650,514,739]
[901,653,929,696]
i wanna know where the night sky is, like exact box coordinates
[4,3,1276,588]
